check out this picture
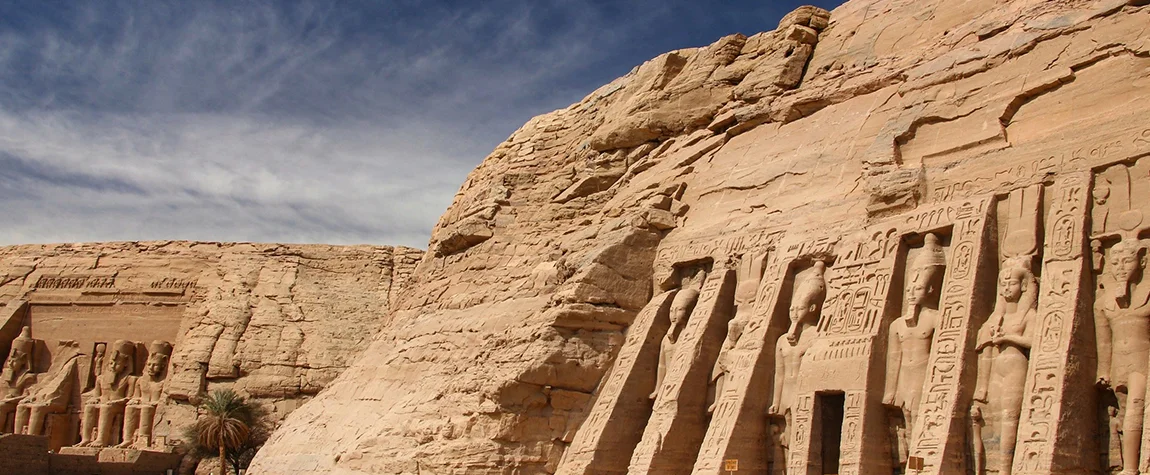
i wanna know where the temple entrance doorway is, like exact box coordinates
[818,392,844,475]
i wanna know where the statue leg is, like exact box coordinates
[136,405,156,448]
[27,405,48,436]
[96,404,120,446]
[0,401,15,433]
[970,406,985,475]
[13,404,29,435]
[120,406,140,448]
[1122,373,1146,475]
[1000,385,1026,475]
[79,404,98,446]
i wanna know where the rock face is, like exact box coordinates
[250,0,1150,474]
[0,241,420,457]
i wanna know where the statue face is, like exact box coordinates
[145,354,168,378]
[905,271,929,307]
[1110,248,1143,285]
[999,271,1024,302]
[109,350,130,375]
[727,320,744,343]
[788,301,812,324]
[4,347,28,375]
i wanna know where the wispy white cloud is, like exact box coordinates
[0,0,842,248]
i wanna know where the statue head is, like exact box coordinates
[670,288,700,327]
[145,341,173,379]
[787,261,827,343]
[906,233,947,309]
[3,326,33,380]
[725,318,746,347]
[108,340,135,377]
[1109,238,1145,290]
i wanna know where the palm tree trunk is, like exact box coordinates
[219,414,227,475]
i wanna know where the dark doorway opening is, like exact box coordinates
[819,392,845,475]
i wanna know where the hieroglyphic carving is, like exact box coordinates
[654,232,784,288]
[148,278,198,291]
[34,275,116,290]
[887,233,948,468]
[692,249,786,474]
[932,127,1150,203]
[1013,173,1090,475]
[1090,156,1150,475]
[556,291,676,475]
[971,185,1042,475]
[908,199,991,473]
[788,394,814,475]
[629,269,735,474]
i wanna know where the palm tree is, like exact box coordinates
[194,389,255,475]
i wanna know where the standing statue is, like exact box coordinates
[77,340,135,447]
[1095,238,1150,475]
[650,288,700,401]
[971,259,1037,475]
[708,318,745,414]
[121,340,172,448]
[768,261,827,420]
[884,233,947,453]
[0,327,36,433]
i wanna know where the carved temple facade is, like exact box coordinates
[557,158,1150,474]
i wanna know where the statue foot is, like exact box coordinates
[115,440,133,449]
[76,440,91,447]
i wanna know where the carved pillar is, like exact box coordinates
[691,252,786,474]
[1013,173,1094,474]
[910,200,992,474]
[628,269,736,475]
[556,290,676,475]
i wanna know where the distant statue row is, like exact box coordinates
[77,339,173,449]
[0,328,172,450]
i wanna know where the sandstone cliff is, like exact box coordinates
[249,0,1150,473]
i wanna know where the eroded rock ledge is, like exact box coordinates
[239,0,1150,473]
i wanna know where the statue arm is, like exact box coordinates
[997,309,1036,349]
[650,346,666,400]
[973,325,992,402]
[770,342,785,413]
[1095,302,1113,385]
[883,324,900,406]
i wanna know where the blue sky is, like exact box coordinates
[0,0,842,248]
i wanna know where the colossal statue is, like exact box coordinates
[77,339,135,447]
[971,259,1037,475]
[650,287,699,401]
[884,233,946,451]
[122,340,172,449]
[14,344,79,437]
[769,261,827,418]
[1095,237,1150,475]
[0,327,36,433]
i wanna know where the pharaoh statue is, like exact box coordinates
[1095,237,1150,475]
[1,327,36,433]
[769,260,827,421]
[971,258,1037,475]
[650,287,700,401]
[77,339,135,447]
[884,233,946,453]
[121,340,172,448]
